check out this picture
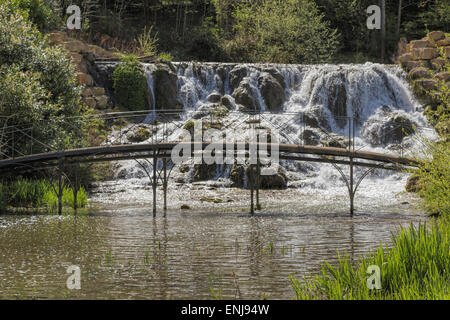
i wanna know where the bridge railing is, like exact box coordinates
[0,108,429,162]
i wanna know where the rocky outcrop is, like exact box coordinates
[230,163,288,189]
[257,73,285,111]
[152,64,180,110]
[232,79,260,111]
[229,65,248,92]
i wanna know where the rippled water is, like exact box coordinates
[0,183,426,300]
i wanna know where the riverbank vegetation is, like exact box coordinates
[8,0,450,64]
[0,178,88,214]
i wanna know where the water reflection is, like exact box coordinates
[0,207,426,300]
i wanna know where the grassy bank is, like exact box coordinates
[290,136,450,300]
[0,178,88,214]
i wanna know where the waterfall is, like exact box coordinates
[104,61,437,208]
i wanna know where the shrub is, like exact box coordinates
[112,55,148,111]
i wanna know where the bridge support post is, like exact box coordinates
[249,164,255,215]
[57,158,63,216]
[349,156,354,216]
[152,153,157,217]
[163,157,168,215]
[256,159,261,211]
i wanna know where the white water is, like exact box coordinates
[92,62,437,214]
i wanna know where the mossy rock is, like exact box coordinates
[129,127,152,143]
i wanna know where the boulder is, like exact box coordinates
[362,111,415,145]
[410,40,432,49]
[262,68,286,88]
[408,67,432,80]
[430,58,446,71]
[83,97,96,108]
[416,79,438,91]
[128,127,152,143]
[152,64,179,110]
[91,87,106,96]
[435,72,450,82]
[229,65,248,91]
[437,38,450,47]
[444,46,450,58]
[95,95,109,109]
[301,129,321,146]
[207,92,222,103]
[77,72,94,86]
[220,95,235,110]
[412,48,439,60]
[230,164,245,188]
[76,61,88,74]
[69,53,83,64]
[193,163,217,181]
[257,164,288,190]
[232,79,260,111]
[427,31,445,42]
[82,88,92,98]
[322,135,349,149]
[257,73,285,111]
[406,174,423,193]
[398,53,413,63]
[401,60,429,71]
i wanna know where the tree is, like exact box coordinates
[231,0,340,64]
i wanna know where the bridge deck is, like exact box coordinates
[0,142,419,174]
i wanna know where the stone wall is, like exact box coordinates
[398,31,450,100]
[48,31,118,112]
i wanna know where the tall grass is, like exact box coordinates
[0,178,88,213]
[290,219,450,300]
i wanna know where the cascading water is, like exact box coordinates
[91,62,437,213]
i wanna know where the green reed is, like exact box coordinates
[290,218,450,300]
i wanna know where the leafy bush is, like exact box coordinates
[137,26,158,57]
[112,55,148,111]
[7,0,61,32]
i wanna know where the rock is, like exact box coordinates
[207,92,221,103]
[301,129,321,146]
[230,164,245,188]
[220,95,235,110]
[410,40,432,49]
[64,41,87,53]
[427,31,445,42]
[128,127,152,142]
[416,79,438,91]
[408,67,432,80]
[181,204,191,210]
[95,95,109,109]
[323,135,349,149]
[444,46,450,58]
[412,48,439,60]
[401,60,430,71]
[91,87,105,96]
[83,97,96,108]
[48,31,67,45]
[152,64,179,110]
[229,65,248,91]
[232,80,260,111]
[362,111,415,145]
[76,61,88,74]
[193,163,217,181]
[82,88,92,98]
[257,163,288,190]
[406,174,423,193]
[257,73,285,111]
[77,72,94,86]
[69,53,83,64]
[435,72,450,82]
[262,68,286,88]
[398,53,413,63]
[430,58,446,71]
[437,38,450,47]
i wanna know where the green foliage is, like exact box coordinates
[291,219,450,299]
[112,55,148,111]
[229,0,340,63]
[0,178,87,212]
[137,26,158,56]
[0,2,84,152]
[7,0,61,32]
[158,52,174,62]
